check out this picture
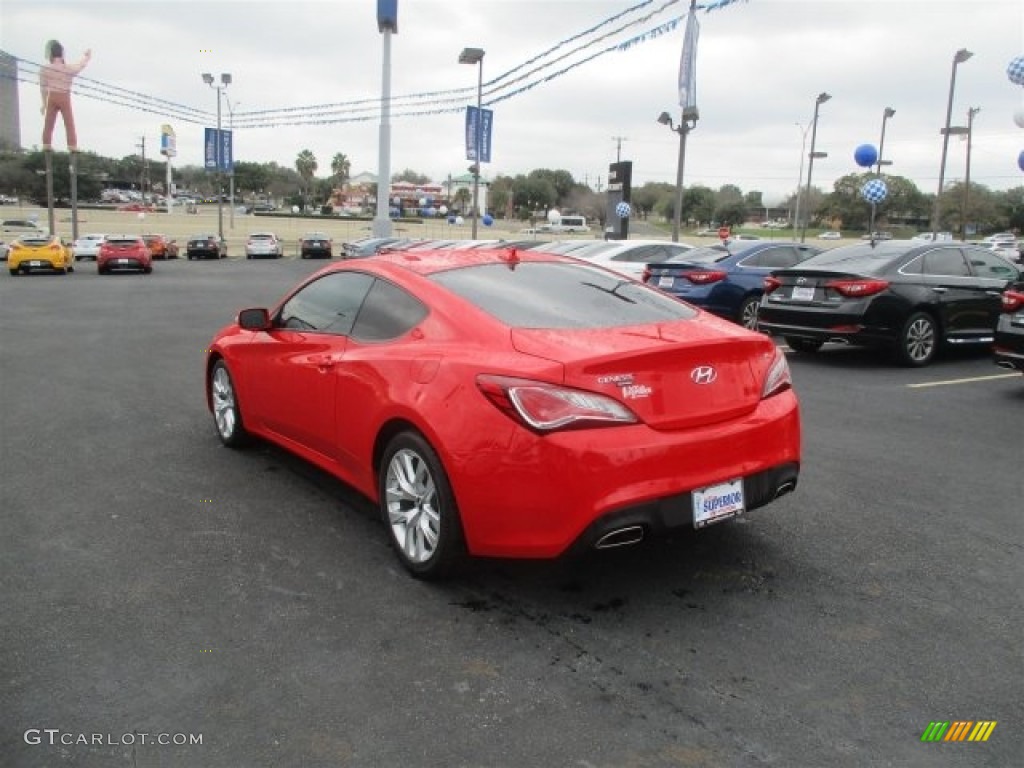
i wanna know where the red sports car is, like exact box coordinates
[97,235,152,274]
[205,248,800,578]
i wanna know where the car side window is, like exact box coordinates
[922,249,970,277]
[614,245,663,263]
[277,272,374,334]
[351,278,428,342]
[964,248,1017,279]
[754,247,802,269]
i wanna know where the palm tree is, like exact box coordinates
[453,187,471,214]
[330,153,351,187]
[295,149,318,209]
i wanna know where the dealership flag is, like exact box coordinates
[677,5,700,109]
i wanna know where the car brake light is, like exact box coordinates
[1001,290,1024,313]
[825,278,889,298]
[683,270,727,285]
[476,375,638,432]
[762,348,792,399]
[763,276,782,294]
[49,244,61,251]
[641,268,652,283]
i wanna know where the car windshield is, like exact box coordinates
[18,236,51,245]
[250,234,275,240]
[429,262,698,329]
[793,242,908,274]
[304,233,329,240]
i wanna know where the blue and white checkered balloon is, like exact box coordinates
[615,201,632,218]
[861,178,888,204]
[1007,55,1024,86]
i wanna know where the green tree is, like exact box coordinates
[330,153,351,187]
[295,149,318,207]
[393,169,430,185]
[822,173,928,232]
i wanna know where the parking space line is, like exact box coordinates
[907,373,1020,389]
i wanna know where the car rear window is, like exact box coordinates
[665,245,731,264]
[430,262,697,328]
[251,234,275,240]
[792,242,908,274]
[107,238,142,246]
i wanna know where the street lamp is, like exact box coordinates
[658,107,699,242]
[931,48,973,236]
[202,72,231,240]
[793,122,811,234]
[459,47,485,239]
[876,107,895,174]
[799,92,831,243]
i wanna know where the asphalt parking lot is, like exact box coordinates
[2,257,1021,767]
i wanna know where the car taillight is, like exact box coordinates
[1002,290,1024,313]
[641,268,652,283]
[49,244,61,251]
[683,270,727,285]
[761,348,792,399]
[763,276,782,294]
[825,278,889,298]
[476,375,638,432]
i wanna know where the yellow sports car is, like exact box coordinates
[8,234,75,275]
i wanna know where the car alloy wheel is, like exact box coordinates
[209,360,248,447]
[899,312,938,367]
[739,296,761,330]
[380,432,464,579]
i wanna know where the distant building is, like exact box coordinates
[0,51,22,150]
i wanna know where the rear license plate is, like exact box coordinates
[658,276,674,288]
[1012,311,1024,327]
[791,286,815,301]
[693,479,745,528]
[117,258,131,264]
[30,260,42,266]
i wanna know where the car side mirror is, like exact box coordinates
[237,307,271,331]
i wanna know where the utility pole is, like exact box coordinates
[136,136,147,206]
[611,136,628,164]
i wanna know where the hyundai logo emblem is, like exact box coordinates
[796,276,808,285]
[690,365,717,385]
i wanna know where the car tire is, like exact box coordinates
[209,360,249,448]
[8,269,17,276]
[379,431,466,580]
[67,265,74,273]
[897,311,939,367]
[143,266,152,274]
[738,295,761,330]
[784,336,824,354]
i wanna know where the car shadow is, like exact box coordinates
[782,341,993,371]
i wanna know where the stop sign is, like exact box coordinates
[718,226,730,240]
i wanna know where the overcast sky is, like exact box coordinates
[2,0,1022,204]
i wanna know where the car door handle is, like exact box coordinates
[931,287,947,294]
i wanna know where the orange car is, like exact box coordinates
[143,234,179,260]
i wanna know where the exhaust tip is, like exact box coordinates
[774,481,797,499]
[595,525,645,550]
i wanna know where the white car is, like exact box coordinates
[72,233,107,261]
[565,239,695,281]
[817,231,842,240]
[983,232,1017,244]
[911,232,953,242]
[245,232,283,259]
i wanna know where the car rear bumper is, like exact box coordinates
[452,391,801,559]
[758,303,898,347]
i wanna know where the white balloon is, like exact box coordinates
[439,205,449,215]
[1014,108,1024,129]
[291,205,300,214]
[547,209,561,224]
[455,216,465,226]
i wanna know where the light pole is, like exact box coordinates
[793,121,811,234]
[931,48,973,237]
[202,72,231,240]
[876,107,895,174]
[658,108,699,242]
[226,97,240,230]
[459,47,485,239]
[799,92,831,243]
[959,107,980,240]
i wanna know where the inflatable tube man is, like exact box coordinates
[40,40,91,152]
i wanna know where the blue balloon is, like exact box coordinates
[860,178,888,204]
[482,214,494,227]
[1019,149,1024,173]
[615,201,631,219]
[447,215,457,225]
[854,144,879,168]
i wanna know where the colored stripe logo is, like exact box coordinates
[921,721,997,742]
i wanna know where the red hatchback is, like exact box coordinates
[97,235,152,274]
[205,248,800,578]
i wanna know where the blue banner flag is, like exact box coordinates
[465,106,493,164]
[678,7,700,110]
[204,128,233,171]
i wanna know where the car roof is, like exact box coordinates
[363,246,582,276]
